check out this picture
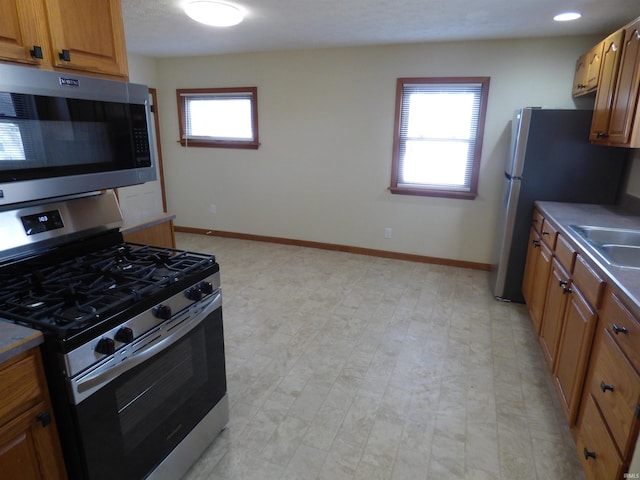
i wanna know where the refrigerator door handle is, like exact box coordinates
[505,172,522,181]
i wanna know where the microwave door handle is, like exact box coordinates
[73,293,220,400]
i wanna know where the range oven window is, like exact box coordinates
[72,307,226,480]
[116,334,207,454]
[0,90,151,181]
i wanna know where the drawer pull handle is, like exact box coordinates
[542,231,550,236]
[583,448,596,460]
[29,45,43,59]
[612,324,628,335]
[600,381,614,393]
[562,286,572,295]
[559,280,567,287]
[59,49,71,61]
[36,411,51,427]
[533,240,540,247]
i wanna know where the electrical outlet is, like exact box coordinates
[384,227,392,239]
[210,204,217,214]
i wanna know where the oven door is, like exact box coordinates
[69,293,226,480]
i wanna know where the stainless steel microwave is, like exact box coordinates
[0,63,156,207]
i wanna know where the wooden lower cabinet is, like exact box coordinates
[122,219,176,249]
[585,329,640,458]
[523,209,640,479]
[553,285,598,424]
[0,349,66,479]
[539,258,571,370]
[522,221,553,335]
[576,394,625,480]
[522,228,540,304]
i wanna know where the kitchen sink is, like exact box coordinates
[570,225,640,269]
[570,225,640,247]
[598,245,640,268]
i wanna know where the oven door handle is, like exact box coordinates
[71,292,221,404]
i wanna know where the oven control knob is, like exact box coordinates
[199,281,214,295]
[95,338,115,355]
[115,327,134,344]
[185,286,202,301]
[153,304,172,320]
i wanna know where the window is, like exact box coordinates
[0,93,26,161]
[390,77,490,199]
[176,87,259,149]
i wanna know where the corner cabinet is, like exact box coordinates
[573,41,604,96]
[0,0,128,79]
[0,348,67,479]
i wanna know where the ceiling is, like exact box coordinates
[121,0,640,58]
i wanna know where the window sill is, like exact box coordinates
[388,186,477,200]
[179,139,260,149]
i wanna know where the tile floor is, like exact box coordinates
[177,232,585,480]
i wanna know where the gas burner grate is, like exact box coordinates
[0,242,217,338]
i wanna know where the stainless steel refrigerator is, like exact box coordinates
[491,107,629,302]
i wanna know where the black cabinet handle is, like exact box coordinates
[533,240,540,248]
[562,286,572,295]
[583,448,596,460]
[600,381,614,393]
[559,280,567,287]
[59,49,70,61]
[596,132,610,139]
[542,231,550,236]
[612,324,628,335]
[30,45,43,59]
[36,411,51,427]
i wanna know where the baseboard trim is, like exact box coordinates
[174,226,492,271]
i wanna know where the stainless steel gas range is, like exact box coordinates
[0,192,229,479]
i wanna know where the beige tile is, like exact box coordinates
[177,233,585,480]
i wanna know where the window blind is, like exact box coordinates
[180,91,255,142]
[397,82,483,192]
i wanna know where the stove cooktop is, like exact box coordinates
[0,242,218,341]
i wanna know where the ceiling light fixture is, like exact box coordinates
[184,1,244,27]
[553,12,582,22]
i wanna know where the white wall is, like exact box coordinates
[117,54,164,224]
[140,35,604,265]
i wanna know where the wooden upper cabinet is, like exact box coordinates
[585,42,604,92]
[0,0,51,66]
[573,41,603,97]
[44,0,128,78]
[572,52,588,96]
[590,29,625,143]
[0,0,128,79]
[607,19,640,146]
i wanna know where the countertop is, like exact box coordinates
[535,201,640,316]
[120,212,176,235]
[0,321,43,364]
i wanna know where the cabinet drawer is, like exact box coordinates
[532,209,544,234]
[555,234,576,273]
[587,329,640,457]
[540,219,558,250]
[576,394,624,480]
[0,353,43,427]
[601,291,640,370]
[573,255,604,309]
